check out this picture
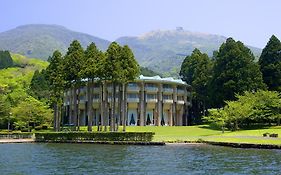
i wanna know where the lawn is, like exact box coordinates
[77,125,225,142]
[4,125,281,145]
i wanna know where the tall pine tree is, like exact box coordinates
[259,35,281,92]
[210,38,266,107]
[180,48,212,123]
[46,50,65,131]
[63,40,84,130]
[81,42,104,131]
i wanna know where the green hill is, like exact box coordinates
[116,29,262,77]
[0,53,48,95]
[0,24,110,60]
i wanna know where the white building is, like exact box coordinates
[63,75,192,127]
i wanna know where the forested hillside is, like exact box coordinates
[0,53,52,130]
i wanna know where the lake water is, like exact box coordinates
[0,143,280,175]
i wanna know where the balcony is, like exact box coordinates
[127,98,139,103]
[177,89,185,94]
[79,95,86,103]
[177,100,185,105]
[80,87,87,95]
[127,86,140,92]
[93,99,100,103]
[163,99,173,104]
[163,88,173,94]
[145,86,158,92]
[93,87,100,93]
[146,98,157,103]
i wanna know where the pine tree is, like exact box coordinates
[46,50,65,131]
[103,42,122,131]
[0,50,13,69]
[82,42,104,131]
[63,40,84,130]
[180,48,212,122]
[119,45,140,131]
[211,38,266,107]
[29,69,50,101]
[259,35,281,92]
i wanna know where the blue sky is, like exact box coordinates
[1,0,280,48]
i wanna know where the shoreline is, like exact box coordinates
[0,139,35,144]
[1,139,281,149]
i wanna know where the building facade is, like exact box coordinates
[63,75,192,127]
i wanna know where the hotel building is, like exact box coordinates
[63,75,192,127]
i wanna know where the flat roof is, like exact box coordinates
[138,75,188,85]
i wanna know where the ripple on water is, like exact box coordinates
[0,143,281,175]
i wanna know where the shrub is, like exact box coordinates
[35,126,43,131]
[42,125,48,130]
[35,132,155,142]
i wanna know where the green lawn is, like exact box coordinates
[76,125,225,142]
[203,137,281,145]
[4,125,281,145]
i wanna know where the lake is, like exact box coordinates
[0,143,280,174]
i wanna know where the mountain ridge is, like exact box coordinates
[0,24,262,77]
[0,24,111,60]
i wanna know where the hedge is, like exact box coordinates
[35,132,155,142]
[0,132,33,139]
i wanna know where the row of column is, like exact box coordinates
[65,82,189,127]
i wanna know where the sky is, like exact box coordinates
[1,0,280,48]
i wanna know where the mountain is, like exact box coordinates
[0,25,262,77]
[116,28,262,77]
[0,24,110,60]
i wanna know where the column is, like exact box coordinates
[139,82,145,126]
[172,85,177,126]
[169,105,173,126]
[157,83,162,126]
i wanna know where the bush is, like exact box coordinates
[35,132,155,142]
[21,128,30,132]
[0,132,33,139]
[35,126,43,131]
[42,125,48,130]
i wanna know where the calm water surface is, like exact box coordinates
[0,143,280,175]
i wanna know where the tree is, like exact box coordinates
[259,35,281,92]
[0,50,13,69]
[46,50,65,131]
[29,69,50,102]
[63,40,84,130]
[81,42,104,131]
[12,96,52,130]
[103,42,123,131]
[210,38,266,107]
[0,94,11,129]
[102,43,140,132]
[204,90,281,131]
[180,48,212,123]
[119,45,140,131]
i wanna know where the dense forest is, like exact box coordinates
[180,36,281,130]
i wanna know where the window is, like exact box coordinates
[163,95,172,100]
[128,93,138,99]
[147,94,156,99]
